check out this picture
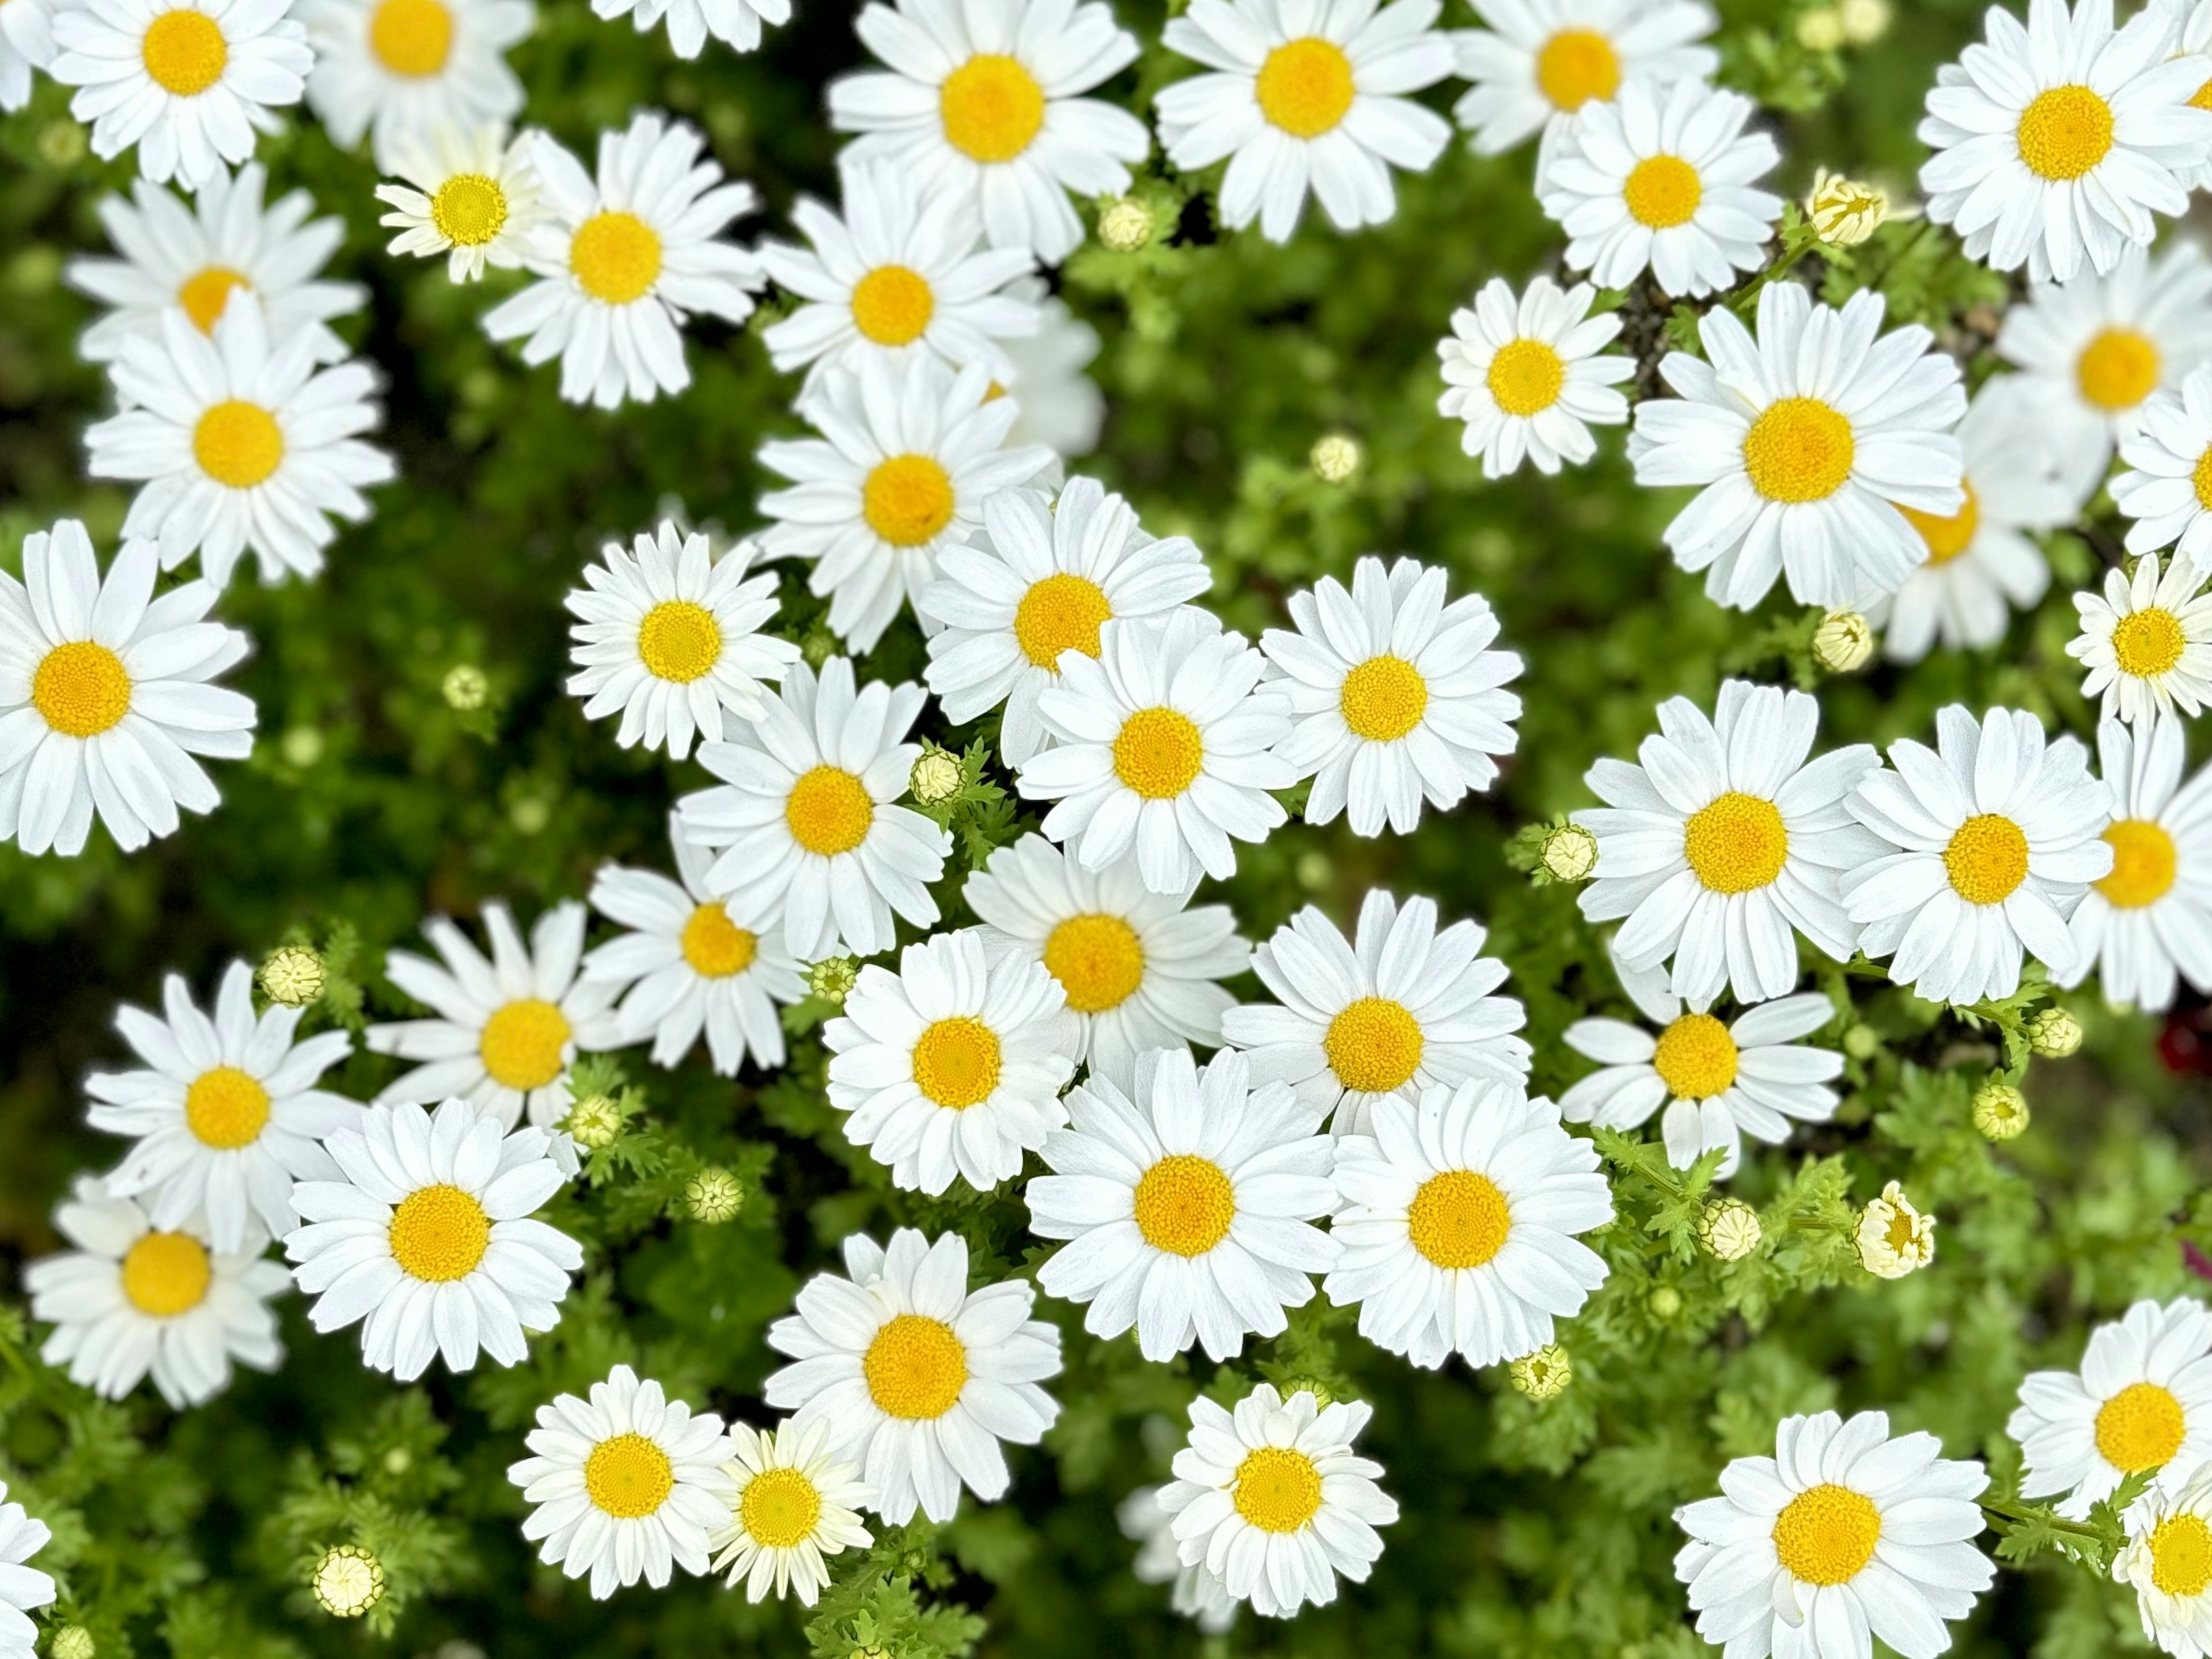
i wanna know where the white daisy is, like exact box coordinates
[757,354,1055,654]
[25,1173,286,1407]
[1574,679,1883,1006]
[1449,0,1718,163]
[49,0,312,190]
[365,900,621,1130]
[0,518,255,859]
[66,161,364,365]
[509,1363,733,1599]
[2059,718,2212,1012]
[285,1097,582,1379]
[374,121,544,282]
[2119,367,2212,563]
[1843,704,2114,1006]
[998,279,1104,459]
[1436,274,1633,478]
[1537,77,1781,298]
[0,1484,54,1656]
[1674,1410,1994,1659]
[1918,0,2212,283]
[676,657,953,962]
[709,1419,874,1605]
[920,475,1212,767]
[1156,0,1455,244]
[764,1227,1062,1524]
[828,0,1149,263]
[300,0,532,171]
[1027,1046,1337,1361]
[483,112,761,409]
[1325,1079,1612,1367]
[86,959,358,1252]
[2116,1460,2212,1657]
[1627,282,1968,611]
[1261,554,1524,836]
[1157,1383,1397,1620]
[564,520,798,761]
[1014,608,1296,895]
[593,0,785,55]
[1560,948,1840,1178]
[0,0,54,112]
[2161,0,2212,190]
[963,833,1250,1088]
[1120,1484,1238,1633]
[1217,889,1531,1137]
[86,297,395,589]
[2069,552,2212,725]
[823,927,1075,1196]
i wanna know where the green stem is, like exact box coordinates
[1978,1497,2105,1546]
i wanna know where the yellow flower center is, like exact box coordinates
[784,765,874,855]
[1132,1153,1236,1256]
[1406,1169,1511,1269]
[1233,1446,1323,1533]
[1486,338,1567,418]
[570,211,662,305]
[861,453,956,547]
[1652,1012,1739,1100]
[863,1313,967,1418]
[385,1183,491,1282]
[2017,84,2114,181]
[1255,37,1355,138]
[637,599,722,683]
[2195,445,2212,511]
[1535,26,1620,112]
[32,641,131,738]
[478,997,571,1091]
[2194,75,2212,113]
[1623,154,1703,228]
[2097,1381,2187,1472]
[141,8,226,96]
[583,1431,674,1518]
[1322,996,1425,1094]
[1742,397,1855,502]
[2098,819,2178,910]
[1886,1205,1921,1256]
[368,0,452,76]
[2153,1513,2212,1597]
[911,1015,1003,1108]
[849,264,935,346]
[2077,327,2161,414]
[1944,813,2029,906]
[939,54,1045,162]
[1013,573,1112,671]
[1900,482,1980,565]
[178,265,248,333]
[431,173,507,247]
[680,902,757,978]
[184,1065,271,1149]
[739,1467,823,1549]
[1111,706,1206,799]
[193,399,284,489]
[1041,911,1145,1012]
[1771,1484,1881,1586]
[120,1230,212,1316]
[1683,790,1789,893]
[2113,607,2186,679]
[1339,654,1429,742]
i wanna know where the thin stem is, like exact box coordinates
[1978,1497,2104,1545]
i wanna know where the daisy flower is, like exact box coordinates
[86,959,359,1251]
[1560,948,1840,1178]
[285,1097,582,1380]
[564,520,798,761]
[2069,552,2212,725]
[2010,1297,2212,1520]
[1674,1410,1994,1659]
[760,158,1041,388]
[1574,679,1883,1006]
[24,1174,286,1407]
[2116,1460,2212,1657]
[1218,889,1531,1137]
[583,811,806,1075]
[1120,1484,1237,1633]
[0,0,54,113]
[1843,704,2114,1006]
[299,0,532,171]
[963,834,1251,1087]
[676,657,953,961]
[998,280,1105,459]
[0,518,255,859]
[1449,0,1718,162]
[1627,283,1968,611]
[2119,366,2212,563]
[828,0,1149,263]
[1435,274,1633,478]
[1918,0,2212,283]
[823,928,1075,1196]
[1260,554,1524,836]
[374,122,544,282]
[483,112,762,409]
[593,0,786,55]
[509,1364,733,1600]
[1157,1383,1397,1620]
[920,475,1212,767]
[709,1419,874,1605]
[365,900,621,1130]
[1155,0,1455,244]
[2163,0,2212,190]
[66,161,364,365]
[0,1485,54,1656]
[1027,1046,1338,1361]
[1537,77,1781,299]
[2059,718,2212,1012]
[1325,1080,1612,1367]
[49,0,312,190]
[763,1228,1062,1524]
[1015,608,1296,895]
[86,297,396,589]
[757,354,1055,654]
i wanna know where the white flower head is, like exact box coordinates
[1450,0,1718,164]
[2011,1297,2212,1521]
[2061,718,2212,1012]
[1120,1484,1237,1633]
[2161,0,2212,190]
[0,1483,54,1653]
[2116,1459,2212,1656]
[0,0,55,113]
[1437,275,1633,478]
[709,1418,874,1604]
[2069,552,2212,725]
[300,0,532,171]
[2117,366,2212,564]
[998,279,1105,459]
[375,121,546,282]
[592,0,787,55]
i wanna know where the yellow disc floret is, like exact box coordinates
[1406,1169,1511,1269]
[1013,573,1112,669]
[1900,482,1980,565]
[740,1467,823,1550]
[431,173,508,247]
[1233,1446,1324,1533]
[863,1312,968,1418]
[1652,1012,1739,1100]
[1535,27,1620,112]
[194,399,284,488]
[637,599,722,683]
[2096,1381,2187,1473]
[479,998,571,1091]
[1322,996,1425,1094]
[911,1016,1003,1108]
[2152,1513,2212,1597]
[1042,912,1145,1012]
[1742,397,1854,502]
[1682,791,1789,893]
[1112,706,1206,799]
[121,1230,213,1316]
[862,453,956,547]
[2098,819,2178,910]
[2016,84,2114,182]
[1255,37,1355,138]
[1132,1153,1236,1256]
[2113,607,2186,679]
[571,211,662,304]
[1623,155,1702,228]
[184,1065,271,1149]
[785,765,874,856]
[681,902,758,978]
[1339,655,1429,742]
[1486,338,1567,418]
[178,266,249,332]
[1944,813,2029,906]
[1771,1484,1881,1586]
[387,1183,492,1282]
[938,54,1046,161]
[584,1431,675,1518]
[2077,327,2161,414]
[142,8,227,96]
[32,641,131,738]
[368,0,452,76]
[850,264,936,346]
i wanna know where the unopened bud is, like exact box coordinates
[1855,1180,1936,1278]
[2027,1007,2082,1059]
[1274,1376,1335,1409]
[313,1545,385,1618]
[1648,1284,1683,1319]
[1812,608,1876,672]
[1972,1081,2029,1142]
[1310,433,1362,484]
[564,1093,621,1149]
[684,1166,743,1224]
[1542,822,1600,883]
[1838,0,1891,43]
[259,944,326,1007]
[1806,172,1891,247]
[1509,1343,1571,1399]
[1098,196,1154,252]
[1700,1198,1764,1262]
[1795,6,1845,51]
[442,664,488,710]
[910,749,962,805]
[51,1629,95,1659]
[1843,1022,1881,1060]
[808,956,859,1005]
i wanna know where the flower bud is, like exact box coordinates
[1812,608,1876,672]
[1647,1284,1683,1319]
[1274,1376,1336,1409]
[39,121,89,167]
[808,956,859,1005]
[684,1166,743,1224]
[313,1545,385,1618]
[52,1629,96,1659]
[259,944,327,1007]
[1309,433,1362,483]
[910,749,963,804]
[442,664,488,710]
[1509,1343,1571,1399]
[1842,1022,1881,1060]
[1699,1198,1764,1262]
[1098,196,1154,252]
[1972,1081,2029,1142]
[2027,1006,2082,1059]
[1795,6,1845,50]
[1541,822,1600,883]
[1806,172,1891,247]
[1838,0,1891,43]
[1855,1180,1935,1278]
[564,1093,622,1149]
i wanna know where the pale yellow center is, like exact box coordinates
[1535,26,1620,111]
[2017,84,2113,181]
[912,1016,1002,1108]
[681,903,757,978]
[32,642,131,738]
[184,1065,270,1149]
[369,0,452,76]
[740,1467,823,1549]
[1255,37,1355,138]
[939,54,1045,161]
[1623,155,1702,228]
[638,599,722,683]
[479,998,571,1090]
[2078,327,2161,414]
[1339,655,1429,741]
[1132,1153,1236,1256]
[1944,813,2029,906]
[2097,1381,2187,1472]
[863,1313,967,1418]
[193,399,283,488]
[1902,482,1980,565]
[785,765,874,855]
[1683,791,1789,893]
[1013,573,1112,670]
[862,453,956,547]
[2194,75,2212,113]
[571,211,662,304]
[584,1432,674,1518]
[121,1230,211,1316]
[142,9,226,96]
[1233,1446,1323,1533]
[1772,1484,1881,1586]
[850,264,935,346]
[1406,1169,1510,1268]
[386,1183,490,1282]
[2195,446,2212,510]
[2099,819,2178,910]
[1652,1012,1739,1099]
[1323,996,1425,1094]
[1743,397,1854,502]
[1487,338,1567,417]
[2153,1513,2212,1597]
[178,266,248,332]
[1112,706,1205,798]
[2113,607,2186,679]
[431,173,507,247]
[1042,911,1145,1012]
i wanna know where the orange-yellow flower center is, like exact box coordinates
[121,1230,213,1316]
[178,265,249,332]
[1901,481,1980,565]
[1233,1445,1323,1533]
[681,902,758,977]
[939,54,1046,162]
[184,1065,271,1149]
[1623,155,1702,228]
[739,1466,823,1548]
[2097,818,2178,910]
[849,264,936,346]
[784,765,874,856]
[141,8,227,96]
[1322,996,1424,1094]
[863,1312,968,1418]
[1042,911,1145,1012]
[369,0,453,76]
[32,641,131,738]
[584,1431,675,1518]
[1683,791,1789,893]
[1652,1012,1739,1100]
[2097,1381,2187,1472]
[1133,1153,1236,1256]
[2152,1512,2212,1597]
[1339,654,1429,741]
[386,1182,491,1282]
[1743,397,1854,502]
[1535,26,1620,112]
[1771,1484,1881,1586]
[638,599,722,683]
[2077,326,2161,414]
[478,998,571,1091]
[1013,573,1112,670]
[193,399,284,488]
[1255,37,1355,138]
[1487,338,1567,417]
[1112,706,1205,799]
[2113,607,2186,679]
[862,453,956,547]
[1944,813,2029,906]
[1406,1169,1511,1268]
[571,211,662,304]
[2017,84,2114,182]
[911,1015,1002,1108]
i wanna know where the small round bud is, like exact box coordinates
[1541,822,1599,883]
[1795,6,1845,51]
[1274,1376,1335,1409]
[1508,1343,1571,1399]
[383,1446,412,1476]
[1295,850,1331,892]
[313,1545,385,1618]
[1972,1081,2030,1142]
[808,956,859,1005]
[51,1628,96,1659]
[1647,1284,1683,1319]
[1309,433,1362,483]
[2027,1007,2083,1059]
[1699,1198,1764,1263]
[1805,171,1892,248]
[1812,608,1876,672]
[910,749,963,805]
[1854,1180,1935,1278]
[801,628,839,668]
[564,1093,622,1150]
[441,664,488,710]
[37,121,89,166]
[1838,0,1891,43]
[280,725,324,767]
[684,1166,743,1224]
[1098,196,1154,252]
[1842,1022,1881,1060]
[259,944,326,1008]
[508,796,551,835]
